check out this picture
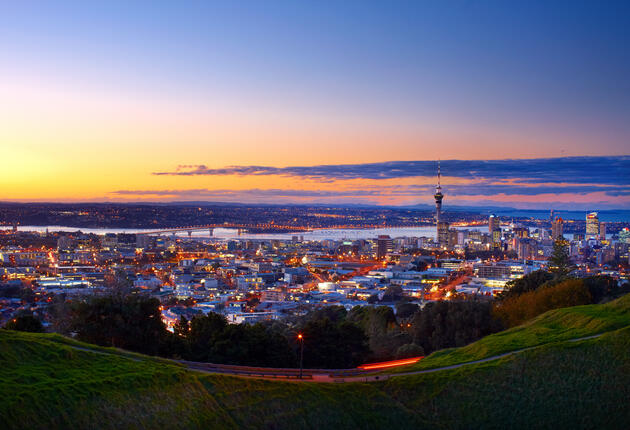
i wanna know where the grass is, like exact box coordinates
[2,294,630,429]
[391,292,630,373]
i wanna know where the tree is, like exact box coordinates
[395,302,419,320]
[582,275,617,303]
[549,240,572,277]
[300,317,369,368]
[187,313,228,361]
[382,285,403,302]
[210,323,295,367]
[411,301,502,354]
[173,315,190,337]
[348,306,411,361]
[71,295,167,355]
[303,306,347,324]
[4,314,44,332]
[48,294,73,334]
[105,269,135,298]
[497,270,554,301]
[395,343,424,359]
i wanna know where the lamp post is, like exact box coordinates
[297,333,304,379]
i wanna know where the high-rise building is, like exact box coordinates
[488,214,501,248]
[586,212,599,238]
[448,229,459,248]
[551,217,564,240]
[512,226,529,238]
[599,222,606,241]
[492,229,502,249]
[437,221,450,248]
[376,235,393,260]
[489,214,500,234]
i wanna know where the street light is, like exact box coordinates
[297,333,304,379]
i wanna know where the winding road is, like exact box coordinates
[63,332,607,383]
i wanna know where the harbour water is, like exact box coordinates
[1,225,450,241]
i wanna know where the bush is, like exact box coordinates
[493,279,592,327]
[395,302,419,319]
[395,343,424,359]
[348,306,411,361]
[3,314,44,333]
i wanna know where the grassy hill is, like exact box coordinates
[393,292,630,373]
[2,295,630,429]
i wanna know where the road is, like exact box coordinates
[60,332,607,383]
[183,332,607,383]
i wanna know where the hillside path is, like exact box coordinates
[62,332,607,383]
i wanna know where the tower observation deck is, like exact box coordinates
[434,161,444,222]
[434,161,449,248]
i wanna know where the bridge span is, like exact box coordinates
[137,223,311,237]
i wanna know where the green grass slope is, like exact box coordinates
[397,292,630,372]
[2,295,630,429]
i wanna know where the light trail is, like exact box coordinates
[357,356,423,370]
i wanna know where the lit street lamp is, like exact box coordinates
[297,333,304,379]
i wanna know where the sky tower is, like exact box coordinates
[434,161,449,248]
[434,161,444,222]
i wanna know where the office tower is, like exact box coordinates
[376,235,392,260]
[437,221,450,248]
[586,212,599,238]
[489,214,500,234]
[512,226,529,238]
[492,229,502,249]
[551,217,564,240]
[599,222,606,241]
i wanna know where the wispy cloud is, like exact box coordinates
[112,183,630,204]
[153,156,630,185]
[111,156,630,208]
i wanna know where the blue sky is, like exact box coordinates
[0,1,628,207]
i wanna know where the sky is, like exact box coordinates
[0,1,629,209]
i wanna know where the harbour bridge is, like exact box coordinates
[136,223,311,237]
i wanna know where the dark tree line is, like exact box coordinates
[171,313,296,367]
[410,301,503,354]
[70,295,166,355]
[494,269,627,327]
[12,270,621,368]
[3,313,44,333]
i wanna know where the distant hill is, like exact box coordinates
[3,295,630,429]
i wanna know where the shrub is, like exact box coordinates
[493,279,592,327]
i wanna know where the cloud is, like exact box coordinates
[152,156,630,185]
[120,156,630,208]
[112,183,630,201]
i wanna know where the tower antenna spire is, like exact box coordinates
[434,159,446,247]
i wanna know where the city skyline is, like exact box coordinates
[1,1,629,208]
